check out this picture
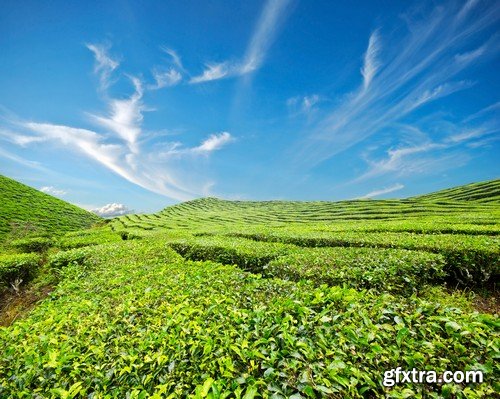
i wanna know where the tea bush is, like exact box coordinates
[0,241,497,398]
[57,228,122,250]
[230,231,499,287]
[10,236,54,253]
[265,247,446,294]
[166,236,292,272]
[0,253,40,289]
[48,247,93,269]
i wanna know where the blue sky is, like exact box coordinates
[0,0,499,215]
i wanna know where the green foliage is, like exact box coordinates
[1,177,499,397]
[230,230,499,287]
[0,174,102,240]
[10,236,54,253]
[166,236,291,272]
[411,179,500,203]
[0,241,497,398]
[56,228,123,250]
[48,247,93,269]
[111,187,500,234]
[265,247,446,294]
[0,253,40,289]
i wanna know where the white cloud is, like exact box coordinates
[40,186,67,196]
[240,0,291,74]
[408,81,475,113]
[190,0,291,84]
[193,132,234,153]
[5,80,235,202]
[357,118,498,181]
[20,120,197,201]
[361,31,381,90]
[86,43,119,90]
[0,146,50,173]
[287,94,321,115]
[463,101,500,123]
[454,45,486,64]
[92,203,131,217]
[89,76,144,152]
[359,183,404,199]
[294,1,499,168]
[161,47,185,72]
[446,128,490,144]
[150,68,182,89]
[361,142,444,179]
[302,95,320,112]
[1,38,239,203]
[0,128,47,146]
[158,132,234,157]
[190,63,230,84]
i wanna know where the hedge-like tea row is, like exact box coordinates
[56,228,123,250]
[229,231,499,287]
[166,236,292,272]
[0,240,497,398]
[0,253,40,289]
[10,236,54,253]
[265,247,446,294]
[313,221,500,236]
[168,236,448,294]
[48,247,93,269]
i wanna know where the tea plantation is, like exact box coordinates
[0,178,499,398]
[0,174,102,239]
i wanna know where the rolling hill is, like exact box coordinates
[0,174,102,239]
[111,179,500,234]
[410,178,500,203]
[1,177,499,397]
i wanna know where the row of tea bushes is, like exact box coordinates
[166,236,447,294]
[165,236,291,273]
[228,230,499,287]
[0,240,497,398]
[5,228,124,255]
[0,253,40,290]
[264,246,446,295]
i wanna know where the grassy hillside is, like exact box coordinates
[0,174,102,239]
[1,179,499,398]
[410,179,500,203]
[111,192,500,235]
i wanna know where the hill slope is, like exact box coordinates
[111,180,500,234]
[1,178,499,397]
[410,179,500,203]
[0,174,101,239]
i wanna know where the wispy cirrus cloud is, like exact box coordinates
[193,132,234,153]
[361,30,381,90]
[190,63,230,84]
[0,43,235,201]
[287,94,322,116]
[161,47,185,72]
[358,183,404,199]
[85,42,119,90]
[148,47,185,89]
[9,119,229,201]
[149,68,182,89]
[190,0,291,84]
[158,132,234,158]
[357,105,500,181]
[240,0,291,74]
[294,0,500,169]
[88,76,145,153]
[0,146,51,173]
